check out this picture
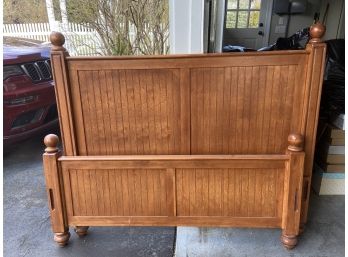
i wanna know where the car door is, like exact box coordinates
[223,0,271,49]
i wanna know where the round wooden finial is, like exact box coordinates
[44,134,59,153]
[50,31,66,51]
[309,22,326,43]
[288,133,304,152]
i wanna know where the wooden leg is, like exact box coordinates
[74,226,89,237]
[44,135,70,247]
[280,232,298,250]
[280,135,305,250]
[54,231,70,247]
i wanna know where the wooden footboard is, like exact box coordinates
[44,133,305,249]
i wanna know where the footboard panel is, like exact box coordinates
[176,168,284,218]
[65,169,172,217]
[59,155,287,228]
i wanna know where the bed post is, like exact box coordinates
[74,226,89,237]
[50,32,77,156]
[281,133,305,249]
[300,22,326,232]
[43,134,70,246]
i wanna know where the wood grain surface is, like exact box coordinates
[45,24,326,247]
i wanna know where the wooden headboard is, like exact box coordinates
[43,23,326,249]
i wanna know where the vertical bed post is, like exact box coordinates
[281,133,305,249]
[50,32,77,156]
[300,22,326,232]
[43,134,70,246]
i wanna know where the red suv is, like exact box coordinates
[3,37,58,146]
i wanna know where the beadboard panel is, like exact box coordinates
[176,168,284,218]
[190,65,303,154]
[71,68,190,155]
[65,169,172,217]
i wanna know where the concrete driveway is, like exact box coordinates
[4,131,176,257]
[4,131,344,257]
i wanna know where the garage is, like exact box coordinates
[3,0,345,256]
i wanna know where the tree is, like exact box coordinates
[45,0,57,30]
[4,0,169,56]
[59,0,68,31]
[67,0,169,55]
[4,0,49,24]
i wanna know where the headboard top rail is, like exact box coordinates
[64,50,309,61]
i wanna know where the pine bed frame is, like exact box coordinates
[43,23,326,249]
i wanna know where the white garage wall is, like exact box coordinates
[269,0,322,44]
[319,0,345,40]
[169,0,204,54]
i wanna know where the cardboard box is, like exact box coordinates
[317,163,345,173]
[323,124,345,139]
[330,113,345,131]
[325,145,345,155]
[312,164,345,195]
[317,142,345,164]
[317,142,344,154]
[319,154,345,164]
[329,138,345,146]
